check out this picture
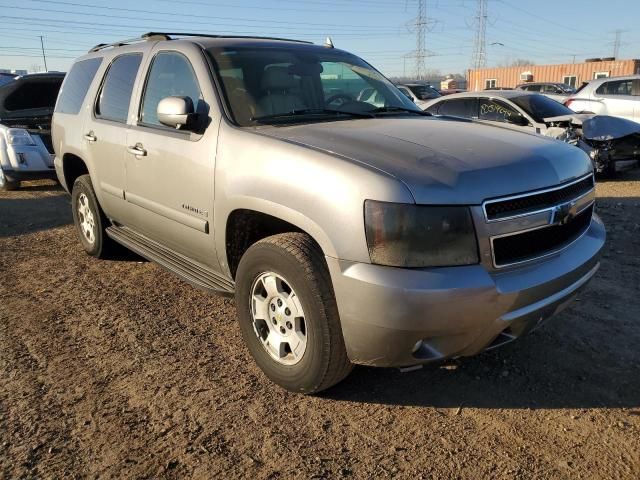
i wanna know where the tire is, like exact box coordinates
[235,232,352,394]
[0,168,18,191]
[71,174,115,258]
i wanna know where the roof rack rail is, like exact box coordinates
[143,32,313,44]
[88,32,312,52]
[88,33,169,53]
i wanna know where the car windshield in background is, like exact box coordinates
[511,94,575,123]
[0,75,16,88]
[207,46,420,126]
[407,84,441,100]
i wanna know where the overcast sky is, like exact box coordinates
[1,0,638,76]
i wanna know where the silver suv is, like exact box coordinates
[52,33,605,393]
[565,75,640,122]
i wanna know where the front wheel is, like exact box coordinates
[235,233,352,394]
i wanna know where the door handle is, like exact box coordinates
[127,144,147,157]
[84,132,97,142]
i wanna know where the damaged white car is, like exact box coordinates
[425,91,640,174]
[0,72,64,190]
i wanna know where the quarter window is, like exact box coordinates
[55,58,102,114]
[140,51,202,127]
[96,54,142,123]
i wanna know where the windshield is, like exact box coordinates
[207,45,420,126]
[510,94,575,123]
[406,84,441,100]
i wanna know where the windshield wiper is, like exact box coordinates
[370,106,432,116]
[251,108,373,122]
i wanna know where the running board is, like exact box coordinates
[106,225,234,296]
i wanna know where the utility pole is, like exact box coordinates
[39,35,48,72]
[470,0,488,70]
[613,29,622,59]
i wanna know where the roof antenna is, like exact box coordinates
[324,37,334,48]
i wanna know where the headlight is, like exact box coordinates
[7,128,35,146]
[364,200,479,267]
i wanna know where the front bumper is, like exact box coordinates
[327,214,605,367]
[2,167,57,182]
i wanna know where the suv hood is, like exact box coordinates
[260,117,592,204]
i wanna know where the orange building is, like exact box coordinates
[467,59,640,91]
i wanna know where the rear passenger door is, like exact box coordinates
[124,45,221,268]
[82,53,143,220]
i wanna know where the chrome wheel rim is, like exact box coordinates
[77,192,96,245]
[250,272,307,365]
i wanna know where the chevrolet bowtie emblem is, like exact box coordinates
[550,200,578,226]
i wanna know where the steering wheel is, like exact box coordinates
[326,93,354,107]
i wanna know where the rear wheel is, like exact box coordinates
[71,174,115,258]
[0,168,18,191]
[235,232,352,394]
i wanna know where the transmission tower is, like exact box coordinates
[471,0,488,70]
[414,0,427,80]
[613,29,622,59]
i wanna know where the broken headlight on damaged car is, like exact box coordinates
[364,200,479,268]
[6,128,36,146]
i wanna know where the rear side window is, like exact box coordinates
[55,58,101,114]
[434,98,477,118]
[140,51,201,126]
[96,54,142,123]
[596,80,633,96]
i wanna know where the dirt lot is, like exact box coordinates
[1,173,639,479]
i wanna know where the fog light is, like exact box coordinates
[412,340,423,353]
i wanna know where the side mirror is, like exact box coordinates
[508,113,529,127]
[157,96,197,129]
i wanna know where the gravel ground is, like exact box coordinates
[1,172,639,479]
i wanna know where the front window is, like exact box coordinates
[511,94,574,122]
[478,98,520,123]
[140,51,202,127]
[207,45,420,126]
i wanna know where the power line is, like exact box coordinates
[613,29,623,59]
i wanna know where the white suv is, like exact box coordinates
[565,75,640,123]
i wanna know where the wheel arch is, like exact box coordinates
[222,202,337,280]
[61,153,89,193]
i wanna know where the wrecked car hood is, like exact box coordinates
[261,117,593,204]
[582,115,640,141]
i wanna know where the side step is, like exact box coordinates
[106,225,235,296]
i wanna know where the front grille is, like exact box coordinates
[493,205,593,267]
[485,175,594,220]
